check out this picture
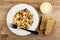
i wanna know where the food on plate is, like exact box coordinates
[13,8,33,29]
[40,2,52,14]
[40,16,56,36]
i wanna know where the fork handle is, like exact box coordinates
[23,29,39,35]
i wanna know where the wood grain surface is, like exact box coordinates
[0,0,60,40]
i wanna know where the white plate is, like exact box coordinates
[6,4,39,36]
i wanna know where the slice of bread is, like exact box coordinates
[40,16,56,36]
[44,18,56,35]
[40,16,46,31]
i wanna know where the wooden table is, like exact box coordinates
[0,0,60,40]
